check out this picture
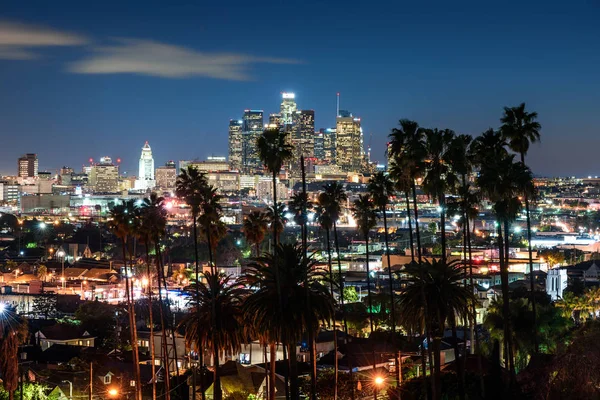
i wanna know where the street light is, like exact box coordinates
[62,380,73,400]
[374,376,385,386]
[57,250,66,291]
[108,388,119,397]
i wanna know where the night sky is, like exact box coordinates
[1,1,599,177]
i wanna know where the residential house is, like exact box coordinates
[35,324,96,350]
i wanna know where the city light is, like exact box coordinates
[0,303,5,313]
[374,376,385,386]
[108,388,119,397]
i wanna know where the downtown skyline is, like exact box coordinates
[2,1,600,177]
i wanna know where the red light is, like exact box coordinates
[89,158,93,163]
[117,158,121,163]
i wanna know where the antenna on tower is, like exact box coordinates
[336,92,340,118]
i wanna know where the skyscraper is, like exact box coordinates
[314,131,325,160]
[335,113,364,172]
[292,109,315,165]
[155,161,177,191]
[242,110,264,172]
[18,153,38,178]
[89,157,119,193]
[280,93,297,125]
[228,119,243,171]
[135,141,155,191]
[323,128,336,163]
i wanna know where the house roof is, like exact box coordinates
[83,268,118,281]
[63,268,88,278]
[38,324,93,341]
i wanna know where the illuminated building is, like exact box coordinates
[269,113,283,130]
[135,141,155,191]
[314,131,325,159]
[18,153,38,178]
[228,119,243,171]
[280,92,297,125]
[89,157,119,193]
[155,161,177,190]
[242,110,264,172]
[335,113,364,172]
[323,128,336,163]
[184,156,229,173]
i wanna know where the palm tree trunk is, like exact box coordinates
[412,182,434,397]
[288,343,299,400]
[192,218,206,400]
[213,338,222,400]
[144,239,157,400]
[325,228,338,400]
[432,329,442,400]
[466,217,484,398]
[503,221,516,379]
[269,342,276,400]
[363,235,378,400]
[405,192,415,262]
[520,152,538,353]
[122,238,142,400]
[439,197,446,264]
[333,222,355,400]
[271,169,288,400]
[205,226,222,400]
[497,223,514,382]
[382,205,400,394]
[450,315,464,400]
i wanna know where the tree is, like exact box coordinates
[265,202,288,244]
[242,211,269,256]
[367,171,401,392]
[108,200,142,400]
[0,306,29,400]
[180,272,247,400]
[176,166,209,400]
[37,264,48,293]
[397,259,473,400]
[75,301,118,347]
[500,102,542,354]
[244,244,334,400]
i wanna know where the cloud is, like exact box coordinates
[0,20,89,60]
[68,38,299,80]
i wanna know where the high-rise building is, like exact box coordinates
[294,110,315,158]
[280,93,297,125]
[268,113,283,130]
[323,128,336,163]
[228,119,243,171]
[155,161,177,191]
[314,131,325,160]
[18,154,38,178]
[135,141,155,191]
[89,157,119,193]
[242,110,264,172]
[335,113,364,172]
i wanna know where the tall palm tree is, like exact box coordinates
[398,259,473,400]
[108,201,142,400]
[367,172,401,390]
[257,128,294,246]
[500,103,541,353]
[352,194,379,400]
[321,182,355,400]
[181,273,247,400]
[289,192,313,250]
[243,211,269,256]
[0,306,28,400]
[176,166,209,400]
[315,198,339,400]
[422,128,457,263]
[244,244,334,400]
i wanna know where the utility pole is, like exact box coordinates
[89,361,93,400]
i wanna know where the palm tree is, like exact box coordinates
[367,172,401,390]
[422,128,457,263]
[37,264,48,293]
[176,166,209,400]
[289,192,313,251]
[397,259,474,400]
[0,306,28,400]
[243,211,269,256]
[265,202,288,245]
[244,244,334,400]
[500,103,541,353]
[315,198,339,400]
[181,272,247,400]
[321,182,355,400]
[108,201,142,400]
[257,128,294,246]
[351,194,380,399]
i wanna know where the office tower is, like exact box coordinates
[323,128,336,163]
[269,113,283,130]
[135,141,155,191]
[242,109,264,172]
[314,131,325,160]
[18,153,38,178]
[335,113,364,172]
[89,157,119,193]
[280,93,297,125]
[292,109,315,159]
[156,161,177,191]
[228,119,243,171]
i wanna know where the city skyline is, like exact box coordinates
[2,1,600,177]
